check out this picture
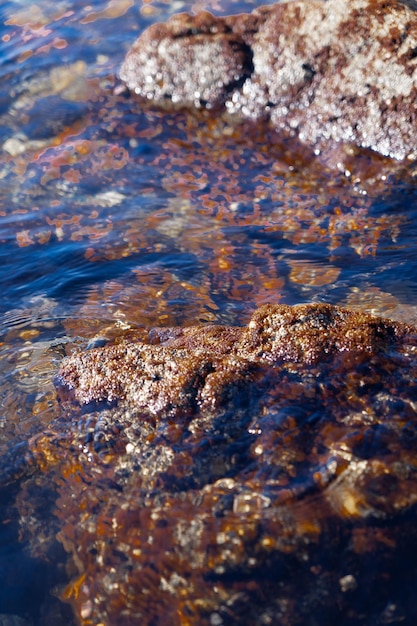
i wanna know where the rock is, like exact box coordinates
[2,304,417,623]
[9,302,415,624]
[119,11,254,109]
[58,303,411,411]
[120,0,417,160]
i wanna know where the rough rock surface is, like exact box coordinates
[120,0,417,160]
[3,303,417,624]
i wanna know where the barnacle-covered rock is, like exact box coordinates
[119,11,254,109]
[120,0,417,160]
[2,304,417,623]
[36,303,417,624]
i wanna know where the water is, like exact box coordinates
[1,0,417,623]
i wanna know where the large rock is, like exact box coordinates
[3,304,417,623]
[5,303,416,625]
[120,0,417,160]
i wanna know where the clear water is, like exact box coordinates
[1,0,417,623]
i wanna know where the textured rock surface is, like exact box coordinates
[4,303,416,624]
[120,0,417,160]
[3,303,417,623]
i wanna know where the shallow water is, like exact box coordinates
[1,0,417,623]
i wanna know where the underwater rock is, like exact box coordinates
[120,0,417,160]
[3,304,417,623]
[5,302,412,624]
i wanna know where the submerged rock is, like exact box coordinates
[3,303,417,624]
[120,0,417,160]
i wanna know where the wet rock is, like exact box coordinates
[3,302,413,624]
[2,304,417,623]
[120,0,417,160]
[58,303,412,411]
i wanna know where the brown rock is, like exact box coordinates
[52,304,417,623]
[3,304,417,624]
[120,0,417,160]
[56,303,408,412]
